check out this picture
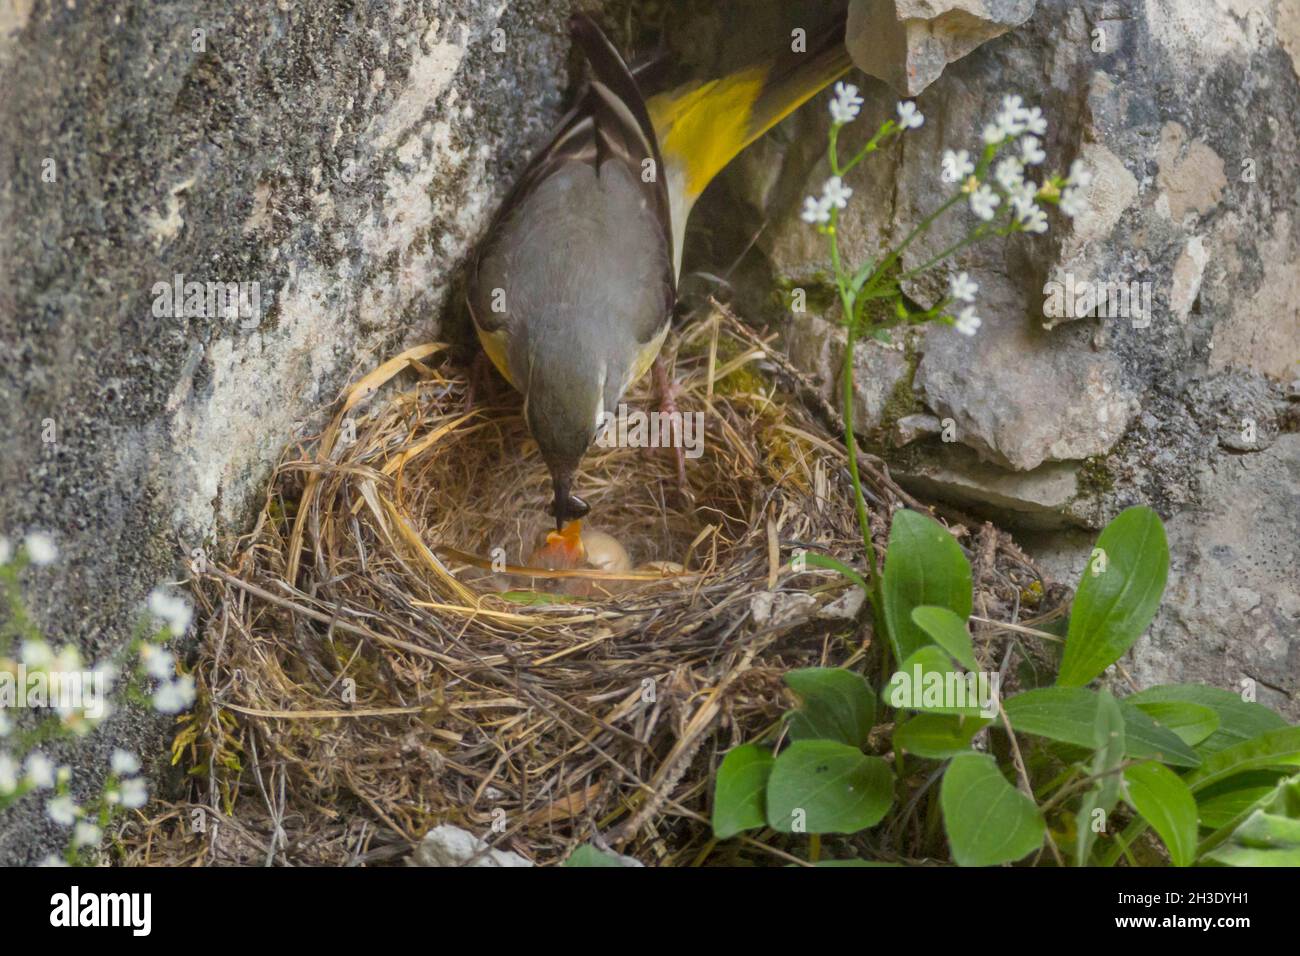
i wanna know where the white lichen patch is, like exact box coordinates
[165,6,513,539]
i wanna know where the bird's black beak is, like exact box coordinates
[548,473,590,531]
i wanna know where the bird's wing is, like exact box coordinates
[469,14,675,355]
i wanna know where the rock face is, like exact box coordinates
[1128,434,1300,720]
[0,0,578,864]
[847,0,1037,97]
[703,1,1298,710]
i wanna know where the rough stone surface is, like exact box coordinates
[411,824,534,867]
[734,0,1298,516]
[1030,435,1300,722]
[847,0,1037,96]
[895,442,1082,529]
[1127,435,1300,720]
[703,0,1299,720]
[0,0,578,865]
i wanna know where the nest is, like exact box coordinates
[135,306,1063,867]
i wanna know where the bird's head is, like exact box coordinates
[525,364,609,531]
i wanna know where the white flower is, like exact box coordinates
[896,100,924,129]
[954,306,983,336]
[941,149,974,183]
[24,751,55,789]
[148,588,193,637]
[119,777,149,809]
[801,195,830,224]
[1021,105,1047,136]
[949,272,979,303]
[0,536,11,565]
[1020,135,1046,165]
[73,821,102,848]
[1009,181,1039,217]
[23,532,57,566]
[970,184,1001,220]
[994,156,1025,192]
[982,123,1005,145]
[1017,203,1049,234]
[1067,159,1093,189]
[1059,186,1087,218]
[0,752,17,795]
[829,81,863,124]
[152,674,196,714]
[46,795,78,826]
[111,749,140,776]
[821,175,853,210]
[20,640,52,669]
[996,94,1027,137]
[140,644,175,680]
[1024,106,1045,136]
[38,854,69,867]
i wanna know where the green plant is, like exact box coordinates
[713,502,1298,866]
[708,88,1298,867]
[0,531,194,865]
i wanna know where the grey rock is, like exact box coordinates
[848,0,1038,97]
[0,0,579,864]
[782,312,914,434]
[412,824,534,868]
[892,412,943,447]
[1126,434,1300,721]
[745,0,1297,508]
[894,441,1083,529]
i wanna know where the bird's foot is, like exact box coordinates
[652,355,689,494]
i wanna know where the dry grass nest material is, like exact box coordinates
[136,306,1064,867]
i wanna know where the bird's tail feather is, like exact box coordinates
[647,12,852,203]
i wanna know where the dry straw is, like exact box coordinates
[133,305,1057,866]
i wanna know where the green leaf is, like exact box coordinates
[941,753,1045,867]
[1075,690,1125,867]
[884,646,992,716]
[881,510,973,664]
[1184,726,1300,793]
[1003,687,1201,768]
[784,668,875,748]
[1195,771,1292,829]
[894,714,991,759]
[1124,762,1198,867]
[911,605,978,671]
[1100,727,1300,866]
[1129,701,1219,747]
[765,740,894,834]
[1202,773,1300,867]
[563,845,638,867]
[711,744,774,839]
[1126,684,1287,754]
[1058,506,1168,687]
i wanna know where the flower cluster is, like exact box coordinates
[142,587,196,714]
[802,88,1091,340]
[2,533,184,863]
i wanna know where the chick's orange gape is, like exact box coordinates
[529,520,586,571]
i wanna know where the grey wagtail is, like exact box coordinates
[468,12,851,530]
